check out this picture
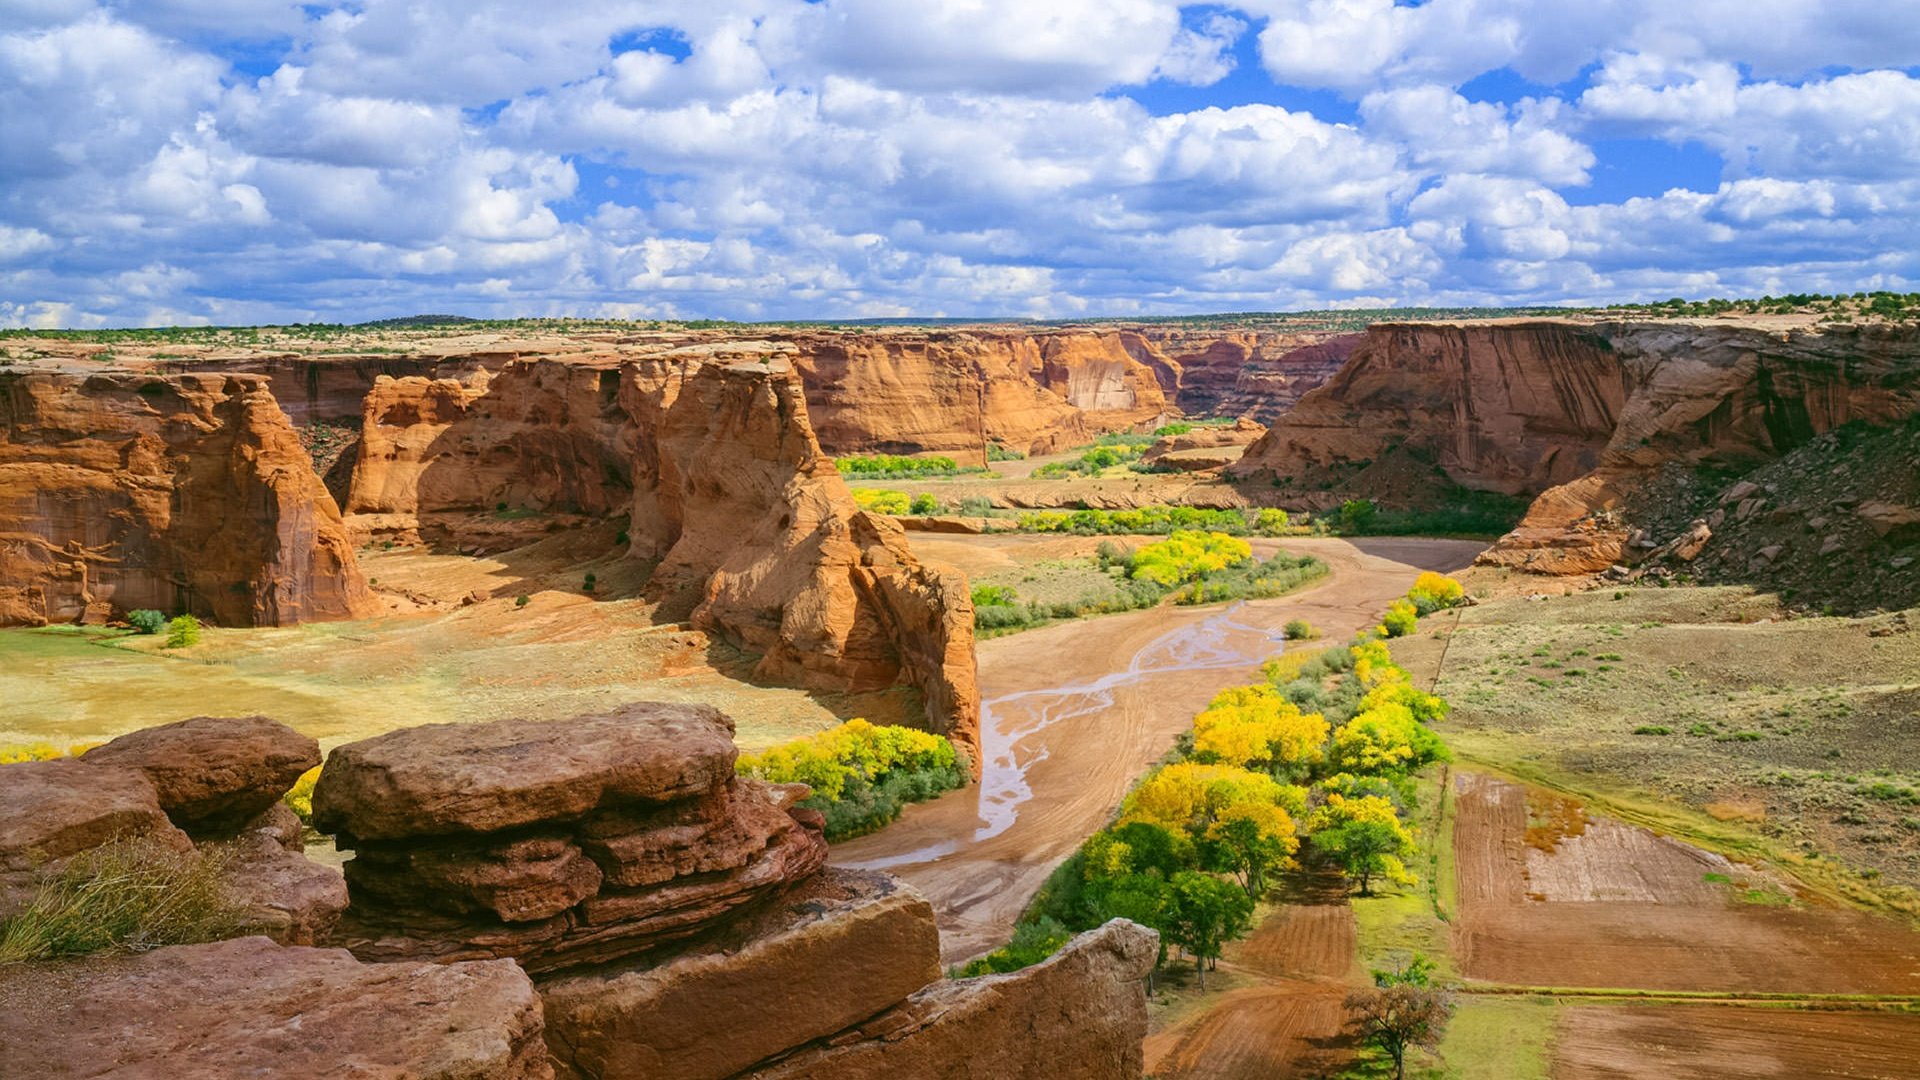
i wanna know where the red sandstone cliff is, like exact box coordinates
[1121,328,1358,421]
[626,358,981,770]
[1232,319,1920,572]
[0,371,376,626]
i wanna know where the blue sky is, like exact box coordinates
[2,0,1918,326]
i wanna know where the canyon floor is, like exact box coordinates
[833,535,1485,961]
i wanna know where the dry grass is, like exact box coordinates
[0,838,243,964]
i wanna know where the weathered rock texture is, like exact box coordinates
[0,936,553,1079]
[627,359,981,768]
[1141,417,1267,472]
[345,360,636,545]
[0,758,191,916]
[747,918,1158,1080]
[315,703,830,975]
[0,371,377,627]
[786,330,1167,464]
[541,869,942,1080]
[83,715,320,837]
[1122,328,1359,421]
[1231,320,1920,573]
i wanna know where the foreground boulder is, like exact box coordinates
[0,758,190,917]
[747,918,1159,1080]
[315,703,829,974]
[84,715,320,837]
[0,936,551,1079]
[541,869,941,1080]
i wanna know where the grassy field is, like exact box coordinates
[1392,587,1920,905]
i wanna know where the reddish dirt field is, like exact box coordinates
[1552,1004,1920,1079]
[1145,871,1364,1079]
[1453,773,1920,994]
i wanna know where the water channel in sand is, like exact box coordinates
[844,604,1289,870]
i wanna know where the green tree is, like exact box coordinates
[1163,871,1253,988]
[126,610,166,635]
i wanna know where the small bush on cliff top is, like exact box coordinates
[736,719,965,841]
[126,609,167,635]
[0,837,244,963]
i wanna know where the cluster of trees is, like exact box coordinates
[1010,506,1294,537]
[735,720,966,840]
[980,575,1465,985]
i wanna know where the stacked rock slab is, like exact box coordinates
[313,703,829,975]
[0,936,553,1080]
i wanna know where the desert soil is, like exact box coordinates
[832,536,1485,962]
[1551,1004,1920,1079]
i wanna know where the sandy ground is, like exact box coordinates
[1452,773,1920,995]
[833,536,1485,962]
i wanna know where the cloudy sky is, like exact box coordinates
[3,1,1918,326]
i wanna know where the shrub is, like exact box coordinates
[956,916,1074,976]
[1284,618,1320,641]
[0,741,100,765]
[582,572,597,593]
[971,584,1018,607]
[283,765,321,823]
[850,488,912,515]
[909,493,940,515]
[127,609,167,635]
[0,837,244,963]
[515,594,530,609]
[736,720,966,841]
[164,614,201,649]
[1253,508,1292,535]
[1379,600,1418,638]
[1406,572,1464,610]
[985,443,1025,462]
[836,454,970,478]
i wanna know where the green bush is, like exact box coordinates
[126,609,167,635]
[1284,619,1320,640]
[972,584,1018,607]
[956,917,1074,976]
[850,488,912,515]
[909,493,940,515]
[985,444,1026,462]
[836,454,972,478]
[515,594,530,609]
[164,614,201,649]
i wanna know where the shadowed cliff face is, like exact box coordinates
[0,371,377,627]
[1232,319,1920,573]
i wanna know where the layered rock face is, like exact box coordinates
[313,702,831,974]
[345,360,636,544]
[1122,328,1358,420]
[784,329,1166,464]
[627,359,981,768]
[0,936,553,1080]
[0,371,377,626]
[1231,319,1920,572]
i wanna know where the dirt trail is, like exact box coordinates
[833,537,1484,961]
[1553,1004,1920,1079]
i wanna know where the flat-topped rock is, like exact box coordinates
[0,936,552,1079]
[84,716,320,837]
[312,703,739,840]
[0,758,190,915]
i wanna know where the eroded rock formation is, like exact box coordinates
[1231,319,1920,573]
[0,937,553,1080]
[314,703,830,974]
[83,715,320,838]
[0,371,377,626]
[1122,328,1359,421]
[627,359,980,767]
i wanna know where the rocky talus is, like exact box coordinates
[0,706,1156,1078]
[0,370,377,627]
[1231,319,1920,574]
